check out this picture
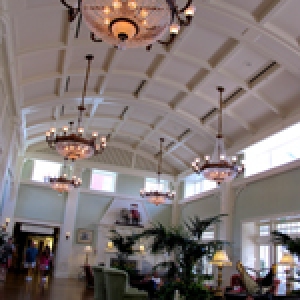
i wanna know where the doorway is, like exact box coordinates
[12,222,60,273]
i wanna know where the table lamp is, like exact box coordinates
[84,245,92,265]
[279,252,296,295]
[210,250,232,297]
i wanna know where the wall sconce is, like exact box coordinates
[66,232,71,240]
[5,218,10,227]
[1,224,6,232]
[107,240,113,250]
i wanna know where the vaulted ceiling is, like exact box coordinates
[3,0,300,176]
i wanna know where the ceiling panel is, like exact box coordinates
[177,25,228,62]
[223,46,270,81]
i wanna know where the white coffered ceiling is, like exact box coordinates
[2,0,300,177]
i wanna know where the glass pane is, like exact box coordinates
[90,170,116,192]
[32,160,61,182]
[259,245,270,275]
[259,225,270,236]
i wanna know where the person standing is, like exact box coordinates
[24,240,38,281]
[39,250,49,284]
[0,237,15,281]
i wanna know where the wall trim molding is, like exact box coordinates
[19,180,173,205]
[13,217,62,228]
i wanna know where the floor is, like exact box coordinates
[0,273,94,300]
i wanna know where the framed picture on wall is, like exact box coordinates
[76,228,93,244]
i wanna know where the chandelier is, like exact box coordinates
[192,87,244,185]
[140,138,175,205]
[46,55,107,161]
[60,0,195,50]
[46,160,82,194]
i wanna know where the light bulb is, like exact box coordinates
[170,23,180,35]
[128,1,136,9]
[103,6,110,14]
[112,1,121,9]
[50,127,56,133]
[140,9,148,18]
[184,5,196,16]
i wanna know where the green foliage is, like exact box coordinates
[271,230,300,256]
[110,214,227,298]
[157,281,213,300]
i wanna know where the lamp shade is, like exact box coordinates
[84,245,92,253]
[279,253,296,266]
[210,250,232,267]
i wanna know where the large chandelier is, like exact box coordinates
[192,87,244,185]
[60,0,195,50]
[46,160,82,194]
[46,55,107,161]
[140,138,175,205]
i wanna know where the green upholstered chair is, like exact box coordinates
[92,266,106,300]
[104,268,148,300]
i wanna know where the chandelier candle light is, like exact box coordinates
[60,0,195,50]
[46,55,107,161]
[47,160,82,194]
[192,87,244,185]
[140,138,175,205]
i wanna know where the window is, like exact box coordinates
[145,177,169,192]
[243,121,300,177]
[32,160,62,183]
[184,174,217,198]
[90,169,116,192]
[259,224,270,237]
[276,221,300,235]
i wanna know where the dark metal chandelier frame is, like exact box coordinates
[192,87,244,185]
[60,0,195,50]
[140,138,175,205]
[46,54,107,161]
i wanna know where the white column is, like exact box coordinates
[0,155,25,234]
[218,181,236,286]
[171,181,180,227]
[54,165,83,278]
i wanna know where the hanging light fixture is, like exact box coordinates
[140,138,175,205]
[46,55,107,161]
[192,87,244,185]
[60,0,195,50]
[46,159,82,194]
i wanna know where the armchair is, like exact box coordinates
[104,268,148,300]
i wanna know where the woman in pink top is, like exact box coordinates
[39,250,49,283]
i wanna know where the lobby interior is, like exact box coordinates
[1,0,300,299]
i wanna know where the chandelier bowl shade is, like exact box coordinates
[82,0,171,48]
[61,0,195,49]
